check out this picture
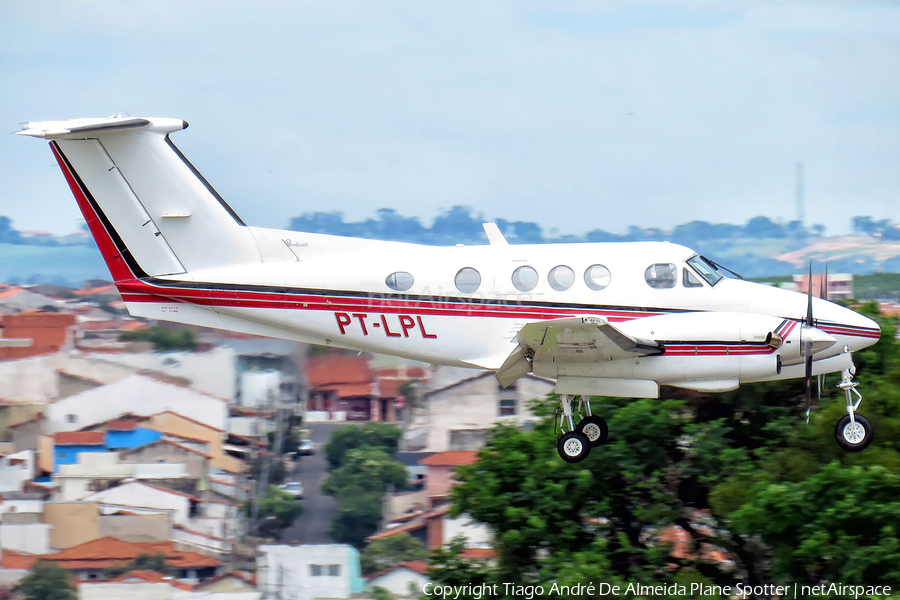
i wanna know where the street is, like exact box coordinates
[282,421,357,544]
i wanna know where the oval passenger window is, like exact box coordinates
[385,272,414,292]
[455,267,482,293]
[584,264,611,291]
[511,266,539,292]
[548,265,574,291]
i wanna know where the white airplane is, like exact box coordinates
[18,115,881,462]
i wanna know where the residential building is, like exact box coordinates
[79,569,193,599]
[0,310,75,360]
[0,492,49,554]
[0,536,222,583]
[47,374,228,433]
[82,481,239,548]
[44,501,173,548]
[0,449,34,493]
[404,368,553,452]
[790,272,854,301]
[54,451,189,501]
[367,561,429,598]
[306,354,401,422]
[257,545,365,600]
[373,451,492,554]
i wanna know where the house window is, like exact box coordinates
[189,499,200,518]
[310,564,340,576]
[66,414,77,423]
[310,565,322,576]
[328,564,340,576]
[499,399,517,416]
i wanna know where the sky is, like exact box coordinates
[1,1,899,237]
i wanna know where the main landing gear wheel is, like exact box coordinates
[835,414,873,452]
[577,415,609,448]
[557,431,591,463]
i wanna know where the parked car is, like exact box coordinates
[297,438,315,456]
[278,481,304,499]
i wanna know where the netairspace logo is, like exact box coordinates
[423,582,894,599]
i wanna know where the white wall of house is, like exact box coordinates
[443,515,492,548]
[228,416,265,438]
[239,371,280,408]
[0,497,43,517]
[368,568,429,597]
[414,370,553,452]
[84,482,190,524]
[173,526,232,556]
[55,454,189,501]
[258,544,363,600]
[93,346,237,401]
[0,523,51,554]
[48,375,228,433]
[79,581,174,600]
[0,450,34,493]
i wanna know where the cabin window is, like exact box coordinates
[584,264,611,291]
[511,266,538,292]
[385,271,414,292]
[645,264,677,289]
[455,267,482,293]
[683,269,703,288]
[548,265,575,291]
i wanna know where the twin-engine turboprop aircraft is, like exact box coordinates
[18,115,882,462]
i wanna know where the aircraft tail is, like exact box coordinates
[17,115,260,282]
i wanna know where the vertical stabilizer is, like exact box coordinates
[18,116,261,280]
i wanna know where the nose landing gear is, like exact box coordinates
[556,394,609,462]
[834,365,873,452]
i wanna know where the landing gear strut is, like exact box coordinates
[556,395,608,462]
[834,364,873,452]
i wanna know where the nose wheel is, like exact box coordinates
[555,394,609,462]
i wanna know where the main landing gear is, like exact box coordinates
[556,394,608,463]
[834,365,873,452]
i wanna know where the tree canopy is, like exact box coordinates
[322,445,409,548]
[324,422,403,469]
[20,561,77,600]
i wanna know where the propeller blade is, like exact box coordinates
[804,262,813,422]
[806,263,814,327]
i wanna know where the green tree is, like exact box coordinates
[20,560,77,600]
[360,532,428,575]
[119,326,197,352]
[324,422,402,469]
[257,485,303,539]
[106,552,173,578]
[322,446,408,547]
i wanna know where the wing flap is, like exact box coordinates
[496,316,664,387]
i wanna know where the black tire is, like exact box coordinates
[557,431,591,463]
[834,414,873,452]
[577,415,609,448]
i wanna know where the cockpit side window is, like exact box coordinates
[686,255,724,286]
[645,263,676,289]
[683,269,703,288]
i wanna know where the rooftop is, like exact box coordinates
[418,451,478,466]
[54,431,105,446]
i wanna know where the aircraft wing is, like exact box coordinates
[496,316,664,387]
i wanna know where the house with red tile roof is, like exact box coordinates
[307,354,404,422]
[0,536,221,583]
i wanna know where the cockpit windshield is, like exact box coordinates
[686,255,724,286]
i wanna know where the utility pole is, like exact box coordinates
[251,387,286,533]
